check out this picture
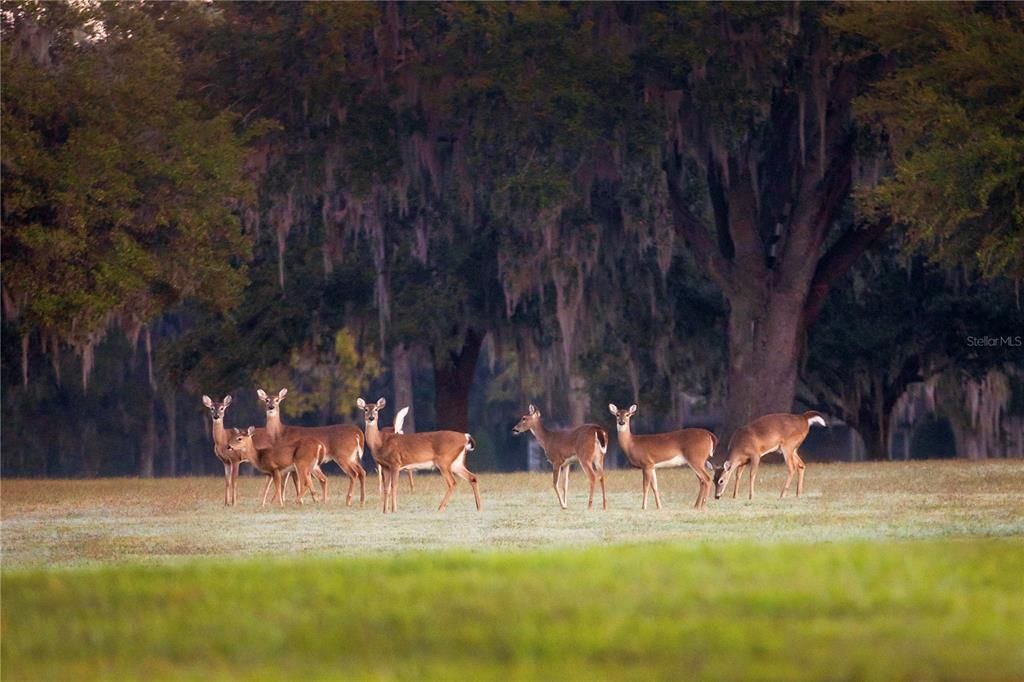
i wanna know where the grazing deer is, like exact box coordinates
[356,397,416,494]
[512,404,608,510]
[257,388,366,506]
[202,395,246,506]
[226,427,325,507]
[373,413,482,514]
[712,412,826,500]
[608,403,717,510]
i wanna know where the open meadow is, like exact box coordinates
[3,461,1024,679]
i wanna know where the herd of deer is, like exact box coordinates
[203,388,827,513]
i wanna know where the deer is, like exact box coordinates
[511,404,608,510]
[225,426,325,507]
[712,411,826,500]
[356,397,415,494]
[373,411,482,514]
[608,403,717,510]
[257,388,366,506]
[203,394,240,505]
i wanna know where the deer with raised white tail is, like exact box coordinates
[712,411,826,500]
[512,404,608,510]
[257,388,364,506]
[608,403,717,510]
[356,397,416,494]
[373,412,481,514]
[226,427,324,507]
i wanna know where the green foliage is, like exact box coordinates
[4,539,1023,679]
[832,2,1024,277]
[1,3,254,349]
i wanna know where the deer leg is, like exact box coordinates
[552,466,566,509]
[437,466,459,512]
[580,459,597,510]
[313,466,328,503]
[795,451,806,497]
[230,461,240,506]
[748,457,760,500]
[452,455,482,511]
[223,462,232,506]
[650,469,663,510]
[340,462,356,507]
[780,448,798,499]
[390,465,399,513]
[380,466,392,514]
[641,468,651,510]
[377,465,384,495]
[273,470,285,507]
[357,461,366,506]
[731,462,745,499]
[406,469,415,492]
[259,474,274,507]
[694,467,712,510]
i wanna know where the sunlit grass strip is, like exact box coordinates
[4,539,1022,680]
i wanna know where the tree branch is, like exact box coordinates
[663,156,732,290]
[802,217,892,329]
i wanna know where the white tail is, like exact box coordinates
[713,411,825,501]
[394,406,410,435]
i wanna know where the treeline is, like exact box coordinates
[2,2,1022,476]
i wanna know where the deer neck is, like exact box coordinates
[616,422,636,460]
[211,418,228,448]
[530,419,553,452]
[364,419,382,450]
[265,412,285,441]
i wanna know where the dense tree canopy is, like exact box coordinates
[2,1,1021,476]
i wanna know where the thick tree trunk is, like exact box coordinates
[855,407,892,462]
[391,342,416,433]
[432,329,483,433]
[720,289,805,447]
[567,372,590,428]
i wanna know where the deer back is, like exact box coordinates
[380,430,470,467]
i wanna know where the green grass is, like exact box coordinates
[3,540,1023,680]
[2,462,1024,679]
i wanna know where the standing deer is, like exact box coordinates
[356,397,415,494]
[608,403,717,510]
[713,412,826,500]
[226,427,325,507]
[202,395,245,506]
[257,388,365,506]
[373,412,482,514]
[512,404,608,510]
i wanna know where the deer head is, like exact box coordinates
[256,388,288,417]
[512,404,541,435]
[357,397,387,425]
[226,426,256,460]
[608,403,638,430]
[712,460,734,499]
[202,394,232,422]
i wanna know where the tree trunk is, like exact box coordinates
[432,329,483,433]
[391,342,416,433]
[854,406,892,462]
[567,372,590,428]
[720,288,805,446]
[140,396,156,478]
[164,392,177,477]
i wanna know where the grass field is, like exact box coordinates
[3,461,1024,679]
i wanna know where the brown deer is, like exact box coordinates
[202,395,246,506]
[373,414,482,514]
[257,388,365,506]
[608,403,717,510]
[713,412,826,500]
[512,404,608,510]
[356,397,415,494]
[226,427,324,507]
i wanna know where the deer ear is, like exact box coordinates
[202,395,213,408]
[247,426,255,436]
[608,403,619,416]
[257,388,268,401]
[377,397,386,408]
[528,404,537,415]
[628,404,638,415]
[278,388,288,400]
[357,398,366,409]
[723,460,732,472]
[223,395,232,407]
